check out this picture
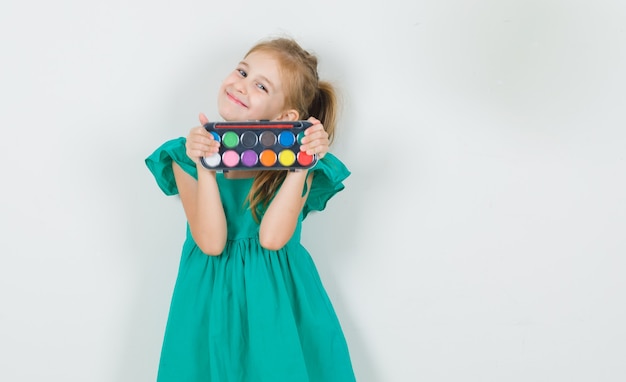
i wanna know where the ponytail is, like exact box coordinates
[309,81,339,144]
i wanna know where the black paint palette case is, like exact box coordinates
[199,121,318,171]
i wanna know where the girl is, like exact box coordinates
[145,37,356,381]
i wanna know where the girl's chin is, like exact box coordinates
[218,106,273,121]
[220,111,270,122]
[218,109,246,122]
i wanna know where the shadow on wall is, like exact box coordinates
[108,143,185,381]
[302,136,396,382]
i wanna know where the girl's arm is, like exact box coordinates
[258,171,313,250]
[173,113,227,255]
[258,117,329,250]
[173,164,227,255]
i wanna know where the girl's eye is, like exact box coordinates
[256,83,268,92]
[238,69,247,77]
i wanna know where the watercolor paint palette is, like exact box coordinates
[199,120,318,171]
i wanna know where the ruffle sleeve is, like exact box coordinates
[303,153,351,219]
[145,137,197,196]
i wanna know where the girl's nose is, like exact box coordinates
[233,78,248,95]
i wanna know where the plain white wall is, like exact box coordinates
[1,0,625,381]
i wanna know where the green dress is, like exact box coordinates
[145,137,356,382]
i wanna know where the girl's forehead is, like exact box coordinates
[243,50,280,67]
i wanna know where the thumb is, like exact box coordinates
[199,113,209,125]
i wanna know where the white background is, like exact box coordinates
[1,0,625,381]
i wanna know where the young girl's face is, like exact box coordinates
[217,50,293,121]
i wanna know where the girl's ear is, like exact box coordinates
[275,109,300,121]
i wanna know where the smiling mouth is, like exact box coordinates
[227,92,248,108]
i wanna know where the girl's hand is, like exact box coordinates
[300,116,329,159]
[185,113,221,165]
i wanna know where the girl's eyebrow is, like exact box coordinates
[238,60,274,89]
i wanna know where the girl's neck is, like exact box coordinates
[224,170,258,179]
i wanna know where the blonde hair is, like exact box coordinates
[244,37,339,222]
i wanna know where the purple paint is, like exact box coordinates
[241,150,258,167]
